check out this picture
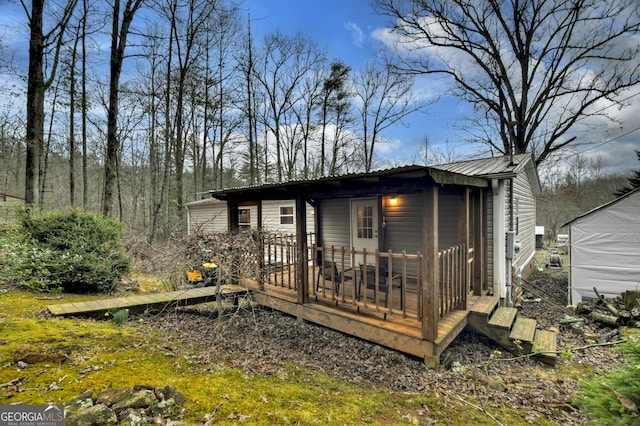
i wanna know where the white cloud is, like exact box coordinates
[344,21,365,48]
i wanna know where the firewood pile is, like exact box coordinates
[565,288,640,344]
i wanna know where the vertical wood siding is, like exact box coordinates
[384,193,424,277]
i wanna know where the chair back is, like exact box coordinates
[359,264,388,290]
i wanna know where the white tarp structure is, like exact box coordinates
[564,188,640,303]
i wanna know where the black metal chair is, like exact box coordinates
[358,263,403,309]
[316,260,341,294]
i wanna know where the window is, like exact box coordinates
[357,206,373,239]
[280,206,294,225]
[238,207,251,230]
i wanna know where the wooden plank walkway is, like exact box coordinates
[47,285,250,317]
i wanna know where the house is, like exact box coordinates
[186,197,315,236]
[563,188,640,303]
[205,154,554,366]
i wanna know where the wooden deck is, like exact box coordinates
[47,285,249,317]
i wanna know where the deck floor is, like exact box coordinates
[47,285,249,317]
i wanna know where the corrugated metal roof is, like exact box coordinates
[184,197,226,207]
[431,153,533,177]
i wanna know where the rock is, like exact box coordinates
[151,398,179,418]
[96,387,134,407]
[65,390,95,417]
[163,384,186,405]
[119,410,144,426]
[65,404,118,426]
[112,389,158,412]
[478,374,507,391]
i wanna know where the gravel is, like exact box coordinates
[140,269,626,424]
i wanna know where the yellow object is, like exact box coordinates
[186,270,203,282]
[202,262,218,269]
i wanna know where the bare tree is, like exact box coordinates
[102,0,144,217]
[352,60,426,172]
[254,31,326,182]
[22,0,78,206]
[376,0,640,167]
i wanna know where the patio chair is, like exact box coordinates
[316,260,341,294]
[358,263,403,309]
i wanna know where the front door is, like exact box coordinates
[351,198,379,265]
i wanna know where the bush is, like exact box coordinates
[575,330,640,424]
[0,207,130,294]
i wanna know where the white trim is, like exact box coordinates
[492,179,506,298]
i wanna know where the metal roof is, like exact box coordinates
[431,153,533,177]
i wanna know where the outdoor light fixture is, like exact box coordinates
[389,196,398,206]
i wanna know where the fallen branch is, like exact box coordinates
[490,339,628,362]
[453,395,504,426]
[601,383,639,416]
[594,287,619,316]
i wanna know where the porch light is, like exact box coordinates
[389,196,398,206]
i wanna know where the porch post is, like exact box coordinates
[422,185,439,342]
[295,194,309,304]
[473,189,484,295]
[257,201,264,290]
[457,188,470,308]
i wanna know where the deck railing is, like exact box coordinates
[438,244,468,317]
[260,235,470,322]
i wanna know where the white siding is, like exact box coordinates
[512,172,536,272]
[261,200,315,235]
[188,201,228,234]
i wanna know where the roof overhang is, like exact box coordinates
[207,165,488,202]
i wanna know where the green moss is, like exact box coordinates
[0,290,562,425]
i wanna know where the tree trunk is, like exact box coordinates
[25,0,45,206]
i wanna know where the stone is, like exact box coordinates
[119,409,144,426]
[112,389,158,412]
[163,384,186,405]
[96,387,134,407]
[65,404,118,426]
[65,390,95,417]
[150,398,179,418]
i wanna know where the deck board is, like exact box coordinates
[47,285,248,317]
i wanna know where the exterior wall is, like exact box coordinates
[569,190,640,303]
[261,200,315,235]
[318,198,352,264]
[511,171,537,273]
[384,193,424,277]
[187,200,228,234]
[438,188,462,250]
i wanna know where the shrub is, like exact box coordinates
[575,330,640,424]
[0,207,130,294]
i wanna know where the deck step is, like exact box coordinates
[487,306,518,330]
[509,317,537,342]
[533,329,557,357]
[469,296,499,317]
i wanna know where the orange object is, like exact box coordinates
[186,270,203,283]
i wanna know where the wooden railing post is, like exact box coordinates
[295,195,308,304]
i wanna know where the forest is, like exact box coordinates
[1,0,638,242]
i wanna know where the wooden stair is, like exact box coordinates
[467,296,557,365]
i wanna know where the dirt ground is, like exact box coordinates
[138,267,627,425]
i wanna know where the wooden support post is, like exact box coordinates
[422,186,439,342]
[473,189,484,295]
[296,194,308,304]
[457,188,470,307]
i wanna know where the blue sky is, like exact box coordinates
[2,0,638,176]
[245,0,467,163]
[243,0,640,176]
